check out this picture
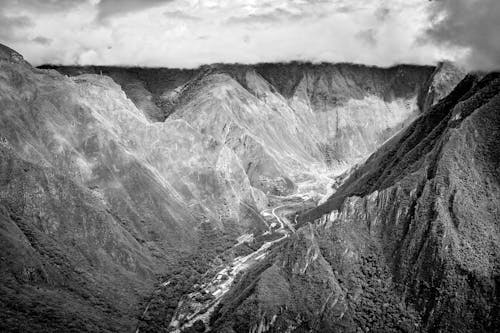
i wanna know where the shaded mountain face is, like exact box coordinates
[211,73,500,332]
[0,43,471,332]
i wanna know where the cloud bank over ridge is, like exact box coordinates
[0,0,497,70]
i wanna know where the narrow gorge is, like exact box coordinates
[2,42,499,333]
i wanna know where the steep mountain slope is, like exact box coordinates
[0,47,266,332]
[0,42,468,332]
[44,62,441,175]
[211,73,500,332]
[0,145,157,332]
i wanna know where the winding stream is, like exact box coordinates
[164,168,347,332]
[167,193,311,332]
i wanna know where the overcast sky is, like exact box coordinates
[0,0,498,69]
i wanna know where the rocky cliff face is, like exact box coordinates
[211,73,500,332]
[44,62,441,176]
[0,43,471,332]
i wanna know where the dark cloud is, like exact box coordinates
[226,12,282,25]
[226,8,324,25]
[305,0,333,3]
[32,36,52,45]
[356,28,377,46]
[97,0,174,20]
[374,7,390,21]
[424,0,500,70]
[4,0,84,12]
[336,5,357,14]
[164,10,201,21]
[0,13,33,41]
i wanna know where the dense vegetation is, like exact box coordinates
[135,222,235,332]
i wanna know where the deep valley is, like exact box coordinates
[1,42,499,333]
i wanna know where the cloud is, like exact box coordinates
[336,5,357,14]
[374,7,390,22]
[356,29,377,46]
[164,10,201,21]
[2,0,84,13]
[226,12,283,25]
[0,13,33,41]
[32,36,52,45]
[225,7,323,25]
[0,0,464,69]
[96,0,174,20]
[424,0,500,70]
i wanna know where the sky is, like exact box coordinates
[0,0,498,70]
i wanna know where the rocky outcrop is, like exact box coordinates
[419,61,467,114]
[212,73,500,332]
[0,44,26,64]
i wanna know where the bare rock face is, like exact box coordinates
[419,61,467,113]
[47,62,445,188]
[251,63,437,168]
[212,73,500,332]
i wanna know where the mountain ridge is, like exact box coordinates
[40,62,437,120]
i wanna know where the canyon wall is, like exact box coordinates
[44,61,439,177]
[210,73,500,332]
[0,42,469,332]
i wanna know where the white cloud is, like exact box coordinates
[0,0,475,68]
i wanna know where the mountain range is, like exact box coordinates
[1,43,498,332]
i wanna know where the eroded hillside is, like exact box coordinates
[44,62,443,174]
